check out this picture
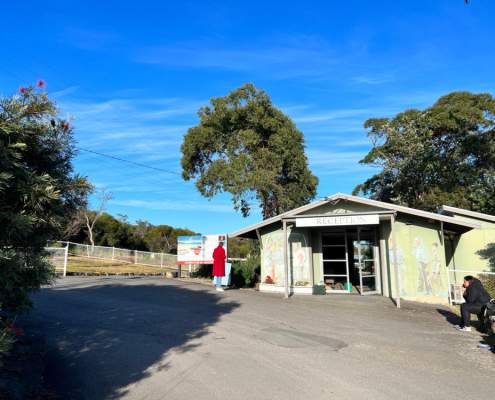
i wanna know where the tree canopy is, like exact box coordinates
[181,83,318,219]
[0,83,91,312]
[353,91,495,213]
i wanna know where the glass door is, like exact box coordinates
[321,231,350,293]
[354,228,378,295]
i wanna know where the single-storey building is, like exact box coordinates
[230,193,495,305]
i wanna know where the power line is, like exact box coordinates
[76,146,182,176]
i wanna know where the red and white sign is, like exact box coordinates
[177,234,227,265]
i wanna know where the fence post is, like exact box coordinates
[447,268,452,305]
[86,244,90,257]
[134,250,138,265]
[160,253,163,268]
[63,244,68,277]
[112,247,115,260]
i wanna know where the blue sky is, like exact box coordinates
[1,0,494,234]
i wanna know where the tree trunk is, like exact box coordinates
[85,215,95,248]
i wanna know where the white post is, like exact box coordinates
[112,247,115,260]
[447,268,452,305]
[390,213,401,309]
[283,220,289,299]
[134,250,138,264]
[86,244,90,258]
[63,244,68,277]
[160,253,164,268]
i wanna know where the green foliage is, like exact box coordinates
[479,274,495,299]
[227,237,258,259]
[191,256,260,288]
[354,92,495,214]
[0,325,15,366]
[231,256,260,288]
[192,264,213,279]
[181,83,318,219]
[0,85,91,312]
[478,243,495,273]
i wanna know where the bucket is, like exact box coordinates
[344,282,353,292]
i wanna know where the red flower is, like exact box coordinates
[14,327,23,337]
[62,122,70,130]
[19,86,27,93]
[36,79,45,88]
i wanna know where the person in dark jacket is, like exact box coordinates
[455,275,492,332]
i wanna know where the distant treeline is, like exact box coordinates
[66,212,256,258]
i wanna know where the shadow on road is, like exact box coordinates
[436,307,487,330]
[25,279,240,399]
[436,308,460,326]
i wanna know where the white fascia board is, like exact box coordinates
[327,194,480,229]
[440,205,495,223]
[229,193,480,238]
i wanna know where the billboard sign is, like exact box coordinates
[177,234,227,265]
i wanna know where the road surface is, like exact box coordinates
[25,277,495,399]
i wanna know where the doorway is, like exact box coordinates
[321,227,380,295]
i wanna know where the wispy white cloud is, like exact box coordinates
[136,101,204,120]
[61,28,120,51]
[52,85,79,98]
[58,96,199,148]
[293,108,374,124]
[291,106,399,124]
[307,148,378,177]
[308,150,365,166]
[112,199,234,213]
[135,40,342,79]
[352,74,394,85]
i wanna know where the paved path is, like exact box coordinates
[26,277,494,400]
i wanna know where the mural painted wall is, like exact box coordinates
[289,228,312,286]
[260,226,312,287]
[389,218,448,304]
[261,227,285,286]
[256,199,495,302]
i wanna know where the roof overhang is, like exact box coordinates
[229,193,480,239]
[440,205,495,223]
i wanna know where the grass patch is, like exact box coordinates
[67,256,176,275]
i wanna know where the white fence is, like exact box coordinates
[447,268,495,304]
[45,246,68,276]
[51,241,178,269]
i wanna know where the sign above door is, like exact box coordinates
[295,214,380,228]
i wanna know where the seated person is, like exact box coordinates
[455,275,492,332]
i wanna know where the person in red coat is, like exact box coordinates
[212,242,226,291]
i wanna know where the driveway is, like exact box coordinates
[25,277,494,399]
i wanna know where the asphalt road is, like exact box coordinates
[25,277,495,400]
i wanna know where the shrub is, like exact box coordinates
[479,273,495,299]
[0,317,18,366]
[0,84,91,314]
[191,264,212,278]
[231,256,260,288]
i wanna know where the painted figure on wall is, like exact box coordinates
[262,231,284,285]
[290,232,310,285]
[413,237,432,295]
[389,237,406,296]
[429,243,445,295]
